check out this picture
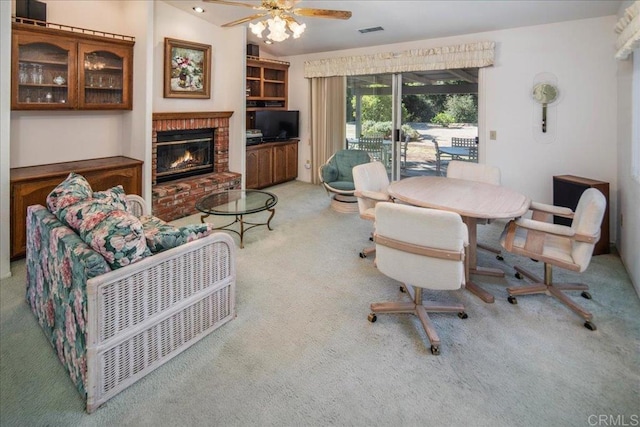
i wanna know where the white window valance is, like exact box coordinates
[304,41,495,78]
[615,0,640,60]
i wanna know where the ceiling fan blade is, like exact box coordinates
[222,13,268,27]
[292,7,352,20]
[203,0,263,10]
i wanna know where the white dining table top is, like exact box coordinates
[388,176,531,220]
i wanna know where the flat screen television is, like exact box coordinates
[255,110,299,142]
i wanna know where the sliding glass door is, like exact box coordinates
[346,69,479,181]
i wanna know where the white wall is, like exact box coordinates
[1,0,12,279]
[154,1,246,180]
[285,16,619,242]
[616,55,640,294]
[616,1,640,294]
[1,0,246,276]
[9,0,141,168]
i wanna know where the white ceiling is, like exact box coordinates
[163,0,623,57]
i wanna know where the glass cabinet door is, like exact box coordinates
[12,36,77,109]
[79,43,131,109]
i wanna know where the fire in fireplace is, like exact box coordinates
[156,128,215,182]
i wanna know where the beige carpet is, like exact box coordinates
[1,180,639,426]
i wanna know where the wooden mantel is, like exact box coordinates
[152,111,233,121]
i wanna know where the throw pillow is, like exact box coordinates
[56,196,150,270]
[140,215,216,253]
[46,172,93,215]
[57,198,115,235]
[93,185,129,212]
[83,209,151,269]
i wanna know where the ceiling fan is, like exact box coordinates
[203,0,352,42]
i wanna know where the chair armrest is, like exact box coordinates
[513,218,598,243]
[126,194,148,216]
[514,217,575,238]
[354,190,391,202]
[530,201,574,219]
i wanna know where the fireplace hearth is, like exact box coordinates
[151,111,241,222]
[156,128,214,183]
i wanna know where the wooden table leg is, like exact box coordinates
[462,216,495,303]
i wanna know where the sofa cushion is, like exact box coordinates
[83,209,151,269]
[46,172,93,216]
[93,185,129,212]
[140,215,216,253]
[57,198,115,236]
[56,196,150,269]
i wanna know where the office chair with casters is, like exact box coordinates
[446,160,504,260]
[353,161,392,258]
[499,188,606,330]
[368,202,468,355]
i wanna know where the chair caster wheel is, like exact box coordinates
[367,313,377,323]
[584,321,597,331]
[369,236,374,242]
[515,272,523,280]
[359,252,366,258]
[399,286,406,293]
[458,312,468,319]
[508,296,518,304]
[496,255,504,261]
[430,345,440,355]
[581,291,592,299]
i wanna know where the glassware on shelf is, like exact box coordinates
[89,75,95,87]
[30,64,38,84]
[36,65,43,84]
[24,89,31,103]
[19,63,28,84]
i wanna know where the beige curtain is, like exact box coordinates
[310,76,346,184]
[616,1,640,60]
[304,41,495,78]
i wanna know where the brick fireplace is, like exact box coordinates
[152,111,241,221]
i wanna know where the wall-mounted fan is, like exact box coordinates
[203,0,352,41]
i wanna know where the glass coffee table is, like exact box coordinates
[195,189,278,248]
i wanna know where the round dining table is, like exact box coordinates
[388,176,531,303]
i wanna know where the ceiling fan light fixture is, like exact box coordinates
[249,13,306,42]
[287,19,306,39]
[209,0,349,43]
[249,20,267,38]
[266,15,290,42]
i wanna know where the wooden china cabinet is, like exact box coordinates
[11,18,134,110]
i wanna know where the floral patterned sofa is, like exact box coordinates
[26,173,236,413]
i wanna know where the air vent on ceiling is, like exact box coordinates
[359,26,384,34]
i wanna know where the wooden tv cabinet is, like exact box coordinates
[246,139,298,189]
[10,156,143,259]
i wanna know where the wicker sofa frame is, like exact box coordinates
[26,195,236,413]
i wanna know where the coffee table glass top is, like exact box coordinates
[196,189,278,216]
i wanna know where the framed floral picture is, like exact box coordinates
[164,38,211,98]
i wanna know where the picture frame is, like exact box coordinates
[164,38,211,99]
